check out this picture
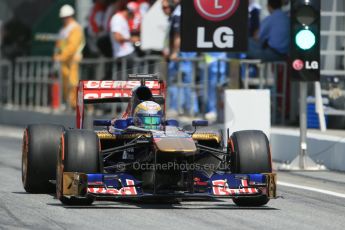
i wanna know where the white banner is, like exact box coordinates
[224,89,271,138]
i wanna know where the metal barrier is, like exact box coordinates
[10,56,164,112]
[0,59,13,106]
[2,56,289,125]
[13,57,60,111]
[240,59,288,125]
[166,57,208,117]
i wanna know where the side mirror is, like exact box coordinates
[114,119,128,129]
[165,119,179,127]
[126,117,134,126]
[192,120,208,127]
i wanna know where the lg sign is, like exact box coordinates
[292,59,304,71]
[292,59,319,71]
[197,27,234,48]
[195,0,239,48]
[194,0,240,22]
[181,0,247,52]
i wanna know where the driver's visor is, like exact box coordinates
[141,116,161,125]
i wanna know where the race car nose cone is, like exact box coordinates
[154,137,197,155]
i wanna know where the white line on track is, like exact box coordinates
[0,126,23,139]
[278,181,345,199]
[0,133,22,139]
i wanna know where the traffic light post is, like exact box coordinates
[283,0,325,170]
[291,0,320,82]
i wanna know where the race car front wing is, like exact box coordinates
[61,172,277,199]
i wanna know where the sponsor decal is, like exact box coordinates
[305,61,319,70]
[212,179,258,195]
[197,26,234,48]
[181,0,247,52]
[292,59,319,71]
[84,91,131,99]
[88,179,137,196]
[194,177,208,186]
[82,81,162,100]
[193,0,240,22]
[83,81,160,89]
[83,89,162,100]
[292,59,304,71]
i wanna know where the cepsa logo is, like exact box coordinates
[82,81,162,100]
[193,0,240,22]
[83,81,160,89]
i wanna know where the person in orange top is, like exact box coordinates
[54,4,85,110]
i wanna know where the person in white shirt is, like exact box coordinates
[109,0,135,58]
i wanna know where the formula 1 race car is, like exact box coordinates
[22,74,276,206]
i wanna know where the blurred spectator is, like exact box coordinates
[164,0,199,116]
[87,0,108,56]
[110,0,136,59]
[127,1,140,34]
[103,0,120,33]
[53,5,85,109]
[204,52,227,122]
[88,0,107,37]
[95,0,121,58]
[282,0,291,15]
[248,0,261,38]
[246,0,290,61]
[0,18,31,60]
[243,0,262,79]
[127,1,144,56]
[138,0,150,15]
[161,0,174,59]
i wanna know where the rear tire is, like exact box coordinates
[230,130,272,206]
[57,129,102,205]
[22,124,64,193]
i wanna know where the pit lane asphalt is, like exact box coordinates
[0,126,345,230]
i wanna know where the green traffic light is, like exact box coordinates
[295,29,316,50]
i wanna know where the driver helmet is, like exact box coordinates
[133,101,162,130]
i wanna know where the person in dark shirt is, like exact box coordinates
[165,0,199,116]
[247,0,290,61]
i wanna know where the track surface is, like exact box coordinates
[0,126,345,230]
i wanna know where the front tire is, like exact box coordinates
[57,129,102,205]
[230,130,272,206]
[22,124,65,193]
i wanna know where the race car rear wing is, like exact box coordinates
[79,80,165,103]
[76,74,166,128]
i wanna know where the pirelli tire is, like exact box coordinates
[230,130,272,207]
[57,129,102,206]
[22,124,65,193]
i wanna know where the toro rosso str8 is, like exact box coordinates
[22,74,276,206]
